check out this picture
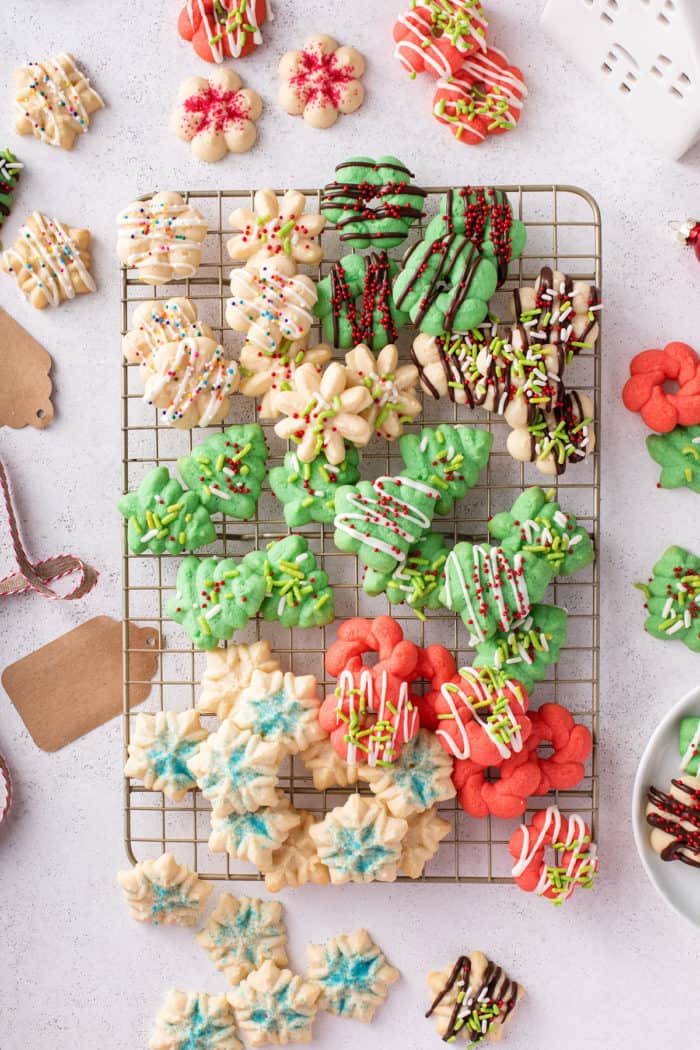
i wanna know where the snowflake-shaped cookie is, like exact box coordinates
[123,710,208,802]
[360,729,456,818]
[117,191,208,285]
[344,342,422,440]
[259,810,330,893]
[278,34,366,129]
[307,929,399,1022]
[227,263,317,354]
[117,852,212,926]
[227,190,325,275]
[13,53,104,150]
[399,806,452,879]
[228,669,324,756]
[309,794,408,884]
[198,641,281,721]
[150,990,241,1050]
[208,798,302,868]
[197,894,288,985]
[229,961,321,1046]
[171,70,262,163]
[300,737,361,792]
[1,211,95,309]
[188,724,281,815]
[273,361,373,464]
[239,336,332,420]
[143,332,240,428]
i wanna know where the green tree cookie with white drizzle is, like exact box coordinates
[647,424,700,494]
[637,545,700,653]
[177,424,267,518]
[242,534,334,629]
[399,423,493,515]
[488,487,594,576]
[269,446,361,527]
[118,466,215,555]
[167,555,266,650]
[473,602,568,693]
[363,530,448,619]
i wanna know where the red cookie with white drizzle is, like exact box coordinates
[393,0,488,79]
[432,665,531,767]
[433,46,527,146]
[177,0,271,64]
[646,773,700,866]
[509,805,598,904]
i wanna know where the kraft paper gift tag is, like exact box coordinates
[0,307,54,429]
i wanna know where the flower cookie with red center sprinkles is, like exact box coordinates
[278,34,366,129]
[269,446,361,528]
[509,805,598,904]
[433,46,527,146]
[177,0,271,64]
[227,189,325,276]
[637,544,700,653]
[314,252,410,351]
[166,554,267,650]
[1,211,95,309]
[394,0,488,79]
[170,69,262,163]
[13,53,104,150]
[177,423,268,519]
[320,157,427,250]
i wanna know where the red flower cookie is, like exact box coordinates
[433,666,531,768]
[528,702,592,794]
[433,46,527,145]
[622,341,700,433]
[453,748,543,820]
[393,0,488,79]
[177,0,270,64]
[509,805,598,904]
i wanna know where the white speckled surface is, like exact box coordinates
[2,1,700,1047]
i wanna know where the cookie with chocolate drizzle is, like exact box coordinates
[320,155,426,249]
[507,389,595,476]
[426,950,524,1044]
[512,265,601,360]
[647,774,700,867]
[314,251,410,350]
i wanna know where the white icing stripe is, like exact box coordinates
[2,211,95,306]
[436,669,524,761]
[334,475,440,569]
[15,53,103,145]
[117,203,207,275]
[681,719,700,772]
[337,668,417,766]
[444,546,530,644]
[513,807,597,902]
[186,0,270,62]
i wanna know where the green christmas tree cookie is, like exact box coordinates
[424,187,527,285]
[488,487,594,576]
[0,149,22,243]
[647,425,700,494]
[441,541,554,643]
[269,446,361,528]
[363,530,448,618]
[399,423,493,515]
[320,156,426,250]
[313,251,409,350]
[473,603,568,693]
[638,545,700,654]
[242,534,334,629]
[177,424,267,519]
[118,467,215,556]
[679,717,700,775]
[334,474,441,575]
[166,556,266,650]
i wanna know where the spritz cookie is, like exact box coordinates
[228,669,325,756]
[117,852,212,926]
[1,211,95,309]
[13,53,103,149]
[122,297,207,369]
[260,810,330,893]
[187,724,281,815]
[150,990,241,1050]
[117,191,207,285]
[344,343,422,440]
[309,794,407,884]
[299,737,361,792]
[239,335,332,420]
[143,332,239,428]
[399,807,452,879]
[198,641,281,721]
[227,263,317,354]
[177,0,271,63]
[171,70,262,163]
[426,950,525,1044]
[196,894,288,985]
[229,961,321,1046]
[307,929,399,1022]
[123,709,208,801]
[208,797,302,868]
[227,190,325,275]
[278,34,365,129]
[360,729,456,818]
[118,466,216,556]
[177,423,268,519]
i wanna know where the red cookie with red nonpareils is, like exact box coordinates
[433,46,527,145]
[177,0,270,63]
[393,0,488,79]
[622,341,700,433]
[509,805,598,904]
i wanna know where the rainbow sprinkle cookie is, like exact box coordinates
[117,852,212,926]
[426,950,524,1045]
[227,263,317,356]
[142,331,240,429]
[118,467,216,555]
[123,710,208,802]
[150,990,241,1050]
[187,724,282,816]
[1,211,95,309]
[13,53,103,150]
[177,424,268,519]
[197,894,288,985]
[117,191,207,285]
[307,929,399,1022]
[309,794,407,884]
[638,544,700,654]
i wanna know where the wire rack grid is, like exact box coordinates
[121,183,601,884]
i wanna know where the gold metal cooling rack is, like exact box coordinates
[122,184,601,883]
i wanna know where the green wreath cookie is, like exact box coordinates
[488,487,594,576]
[647,425,700,494]
[320,156,426,249]
[473,603,568,693]
[363,530,448,618]
[314,251,409,350]
[638,545,700,653]
[269,447,361,528]
[242,535,335,629]
[118,467,215,556]
[392,232,498,335]
[399,423,493,515]
[166,556,266,650]
[177,424,267,519]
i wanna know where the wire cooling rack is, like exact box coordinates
[122,184,601,883]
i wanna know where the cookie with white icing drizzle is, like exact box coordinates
[117,191,207,285]
[1,211,95,309]
[122,298,208,369]
[178,0,272,64]
[227,262,317,355]
[13,53,104,150]
[488,486,594,576]
[142,332,239,428]
[426,950,524,1044]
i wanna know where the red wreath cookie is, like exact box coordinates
[433,46,527,145]
[393,0,488,79]
[528,703,592,793]
[453,748,543,819]
[177,0,270,64]
[433,666,532,768]
[622,341,700,433]
[509,805,598,904]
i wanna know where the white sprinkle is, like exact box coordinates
[667,620,684,635]
[209,485,231,500]
[140,528,159,543]
[204,604,223,620]
[663,596,674,619]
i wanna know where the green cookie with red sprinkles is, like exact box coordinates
[166,555,266,651]
[363,529,448,618]
[488,486,594,577]
[314,251,409,351]
[320,155,426,249]
[637,545,700,654]
[177,423,268,519]
[424,186,526,285]
[242,534,335,629]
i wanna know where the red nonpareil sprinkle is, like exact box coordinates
[289,46,355,108]
[182,83,250,134]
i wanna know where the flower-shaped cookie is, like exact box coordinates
[273,361,373,464]
[123,709,208,801]
[198,641,281,721]
[309,794,408,884]
[344,343,422,440]
[260,810,330,893]
[171,69,262,163]
[196,894,288,985]
[227,263,317,355]
[227,189,325,275]
[307,929,399,1021]
[209,798,302,868]
[177,0,271,63]
[1,211,95,309]
[360,729,455,818]
[150,990,241,1050]
[228,669,325,756]
[228,961,321,1046]
[239,335,332,420]
[278,34,366,129]
[399,807,452,878]
[117,191,208,285]
[13,53,104,149]
[142,334,239,428]
[117,852,212,926]
[187,724,281,815]
[122,298,207,368]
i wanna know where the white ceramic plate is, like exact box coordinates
[632,683,700,927]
